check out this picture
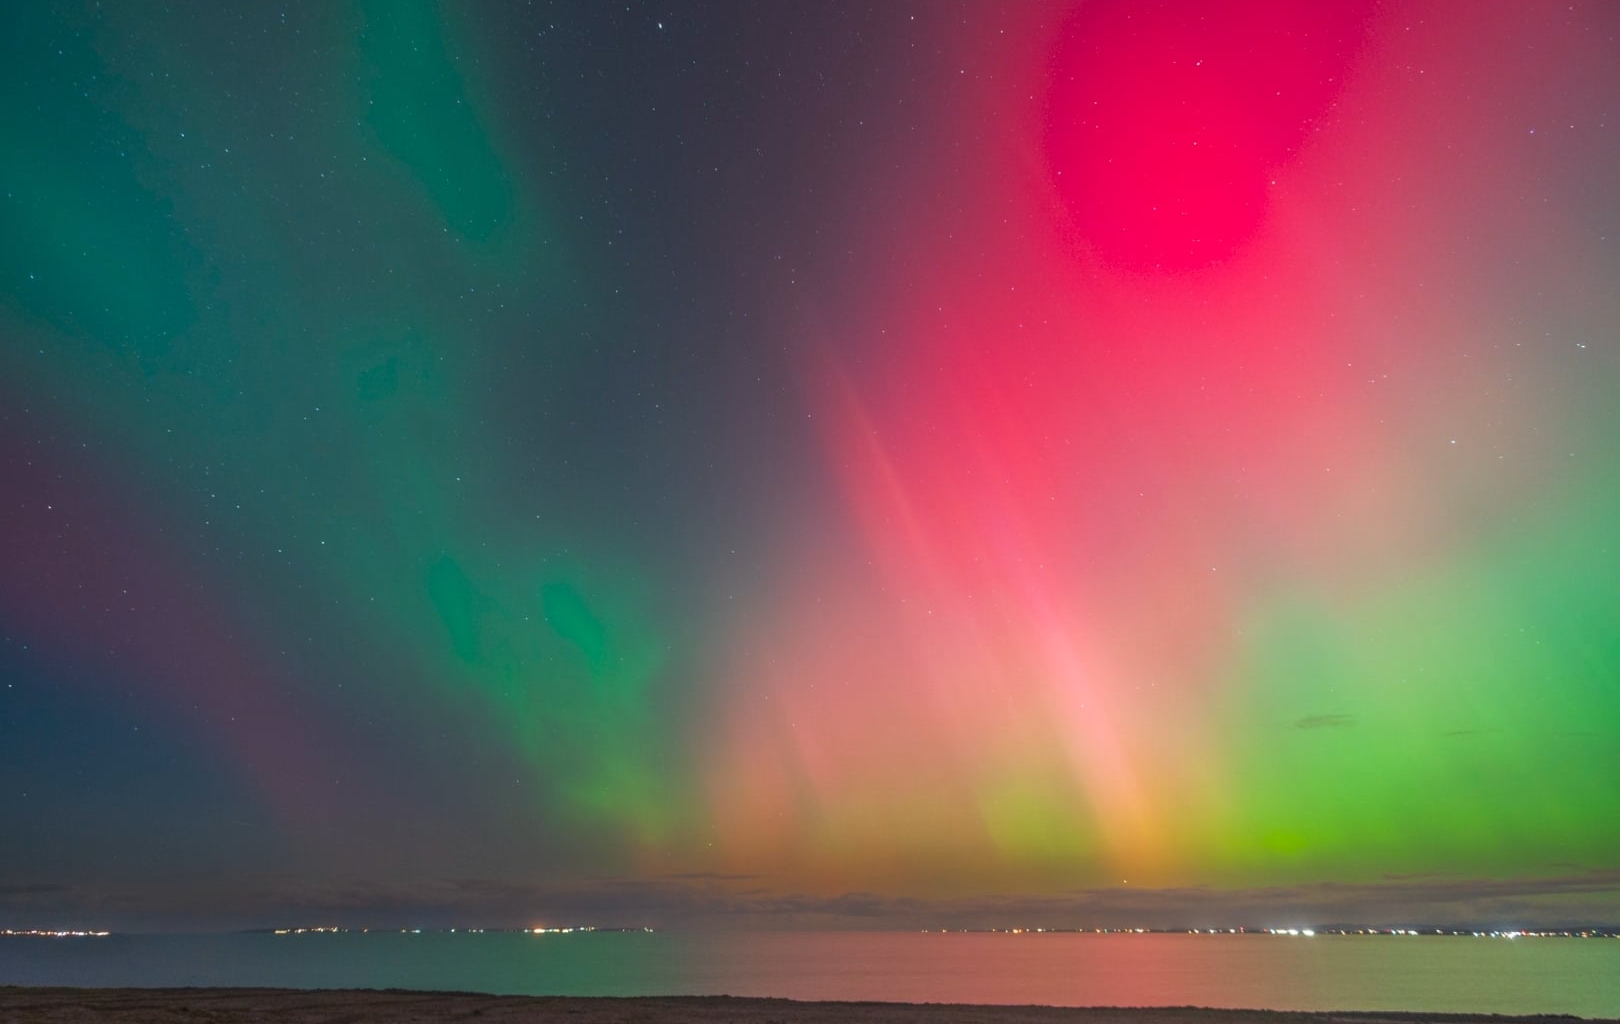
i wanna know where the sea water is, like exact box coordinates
[2,931,1618,1017]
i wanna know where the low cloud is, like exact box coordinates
[0,882,68,898]
[8,868,1618,934]
[1294,714,1355,729]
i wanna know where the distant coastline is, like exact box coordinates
[9,925,1619,939]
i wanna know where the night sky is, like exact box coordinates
[4,0,1620,933]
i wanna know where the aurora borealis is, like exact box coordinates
[3,0,1619,932]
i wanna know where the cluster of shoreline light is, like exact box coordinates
[922,927,1255,935]
[271,925,654,935]
[1265,927,1620,939]
[0,929,111,937]
[920,926,1619,938]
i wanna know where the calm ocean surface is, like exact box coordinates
[3,932,1618,1017]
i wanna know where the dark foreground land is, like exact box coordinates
[3,989,1617,1024]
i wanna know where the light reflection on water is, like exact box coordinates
[3,931,1618,1017]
